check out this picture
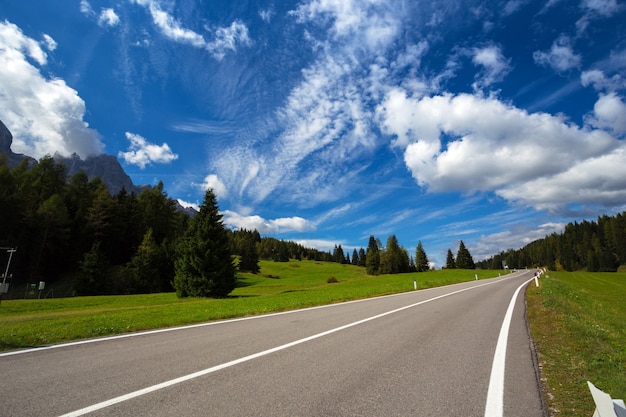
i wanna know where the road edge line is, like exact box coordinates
[484,274,535,417]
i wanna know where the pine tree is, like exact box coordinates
[358,248,366,267]
[351,249,359,265]
[77,242,110,295]
[415,241,429,272]
[125,228,161,293]
[239,237,260,273]
[365,235,380,275]
[173,189,236,298]
[383,235,402,274]
[333,244,346,264]
[445,249,456,269]
[456,240,475,269]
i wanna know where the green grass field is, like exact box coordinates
[526,271,626,417]
[0,260,497,351]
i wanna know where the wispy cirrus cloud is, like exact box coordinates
[130,0,251,59]
[207,0,403,210]
[577,0,624,34]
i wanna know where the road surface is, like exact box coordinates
[0,270,546,416]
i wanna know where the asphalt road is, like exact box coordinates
[0,270,546,417]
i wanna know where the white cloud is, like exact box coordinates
[259,8,274,23]
[80,0,95,16]
[206,20,251,60]
[377,88,625,212]
[222,210,316,234]
[42,34,57,51]
[0,20,103,158]
[471,45,511,90]
[472,222,566,260]
[290,0,400,50]
[581,0,622,16]
[581,69,625,92]
[209,52,379,206]
[294,239,344,252]
[118,132,178,169]
[198,174,228,199]
[207,0,404,207]
[146,3,205,47]
[576,0,623,35]
[177,199,199,211]
[130,0,251,59]
[98,8,120,27]
[497,146,626,211]
[533,35,581,73]
[585,92,626,135]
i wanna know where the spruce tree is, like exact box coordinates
[358,248,366,267]
[415,241,429,272]
[239,237,260,273]
[445,249,456,269]
[384,235,402,274]
[173,189,236,297]
[456,240,475,269]
[365,235,380,275]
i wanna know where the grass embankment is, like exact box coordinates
[0,260,498,351]
[526,271,626,417]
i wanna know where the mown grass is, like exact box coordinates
[526,271,626,417]
[0,260,499,351]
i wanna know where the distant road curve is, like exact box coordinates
[1,270,545,417]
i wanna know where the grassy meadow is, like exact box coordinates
[526,271,626,417]
[0,260,497,351]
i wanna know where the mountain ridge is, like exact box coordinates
[1,119,144,196]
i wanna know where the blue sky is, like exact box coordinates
[1,0,626,266]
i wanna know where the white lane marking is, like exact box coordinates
[1,274,521,358]
[58,278,512,417]
[484,274,535,417]
[0,289,434,357]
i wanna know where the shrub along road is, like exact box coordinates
[0,270,545,416]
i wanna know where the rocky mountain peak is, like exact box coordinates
[0,119,143,195]
[0,119,36,167]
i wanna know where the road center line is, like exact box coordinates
[484,275,535,417]
[58,278,508,417]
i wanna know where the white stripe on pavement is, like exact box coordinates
[59,278,511,417]
[484,275,536,417]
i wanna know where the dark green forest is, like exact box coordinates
[2,155,622,298]
[476,213,626,272]
[0,155,430,296]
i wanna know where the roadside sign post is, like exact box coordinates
[2,248,16,288]
[0,248,17,304]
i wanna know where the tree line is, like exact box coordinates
[1,155,482,298]
[1,155,191,295]
[476,212,626,272]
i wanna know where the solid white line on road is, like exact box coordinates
[0,277,496,358]
[484,274,536,417]
[58,278,512,417]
